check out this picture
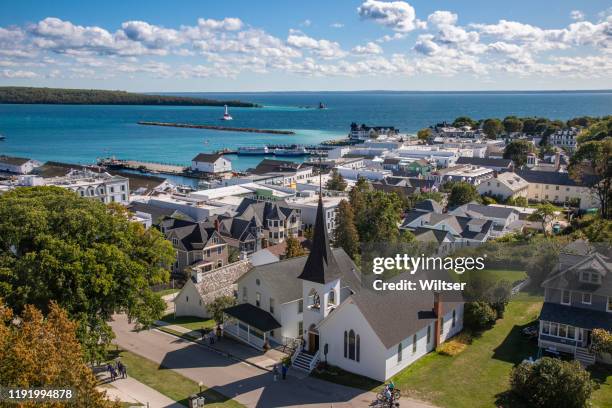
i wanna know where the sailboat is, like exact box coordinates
[221,104,233,121]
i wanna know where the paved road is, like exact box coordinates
[99,375,182,408]
[111,314,436,408]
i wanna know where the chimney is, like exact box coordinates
[433,292,443,347]
[214,218,220,232]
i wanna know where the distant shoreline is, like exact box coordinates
[155,89,612,95]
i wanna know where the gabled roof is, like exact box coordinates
[165,219,219,251]
[0,155,32,166]
[516,170,598,187]
[128,202,186,224]
[253,159,306,175]
[224,303,281,332]
[456,157,512,168]
[192,153,224,163]
[237,248,361,304]
[539,302,612,331]
[414,199,442,213]
[298,197,343,284]
[413,228,455,244]
[451,202,517,220]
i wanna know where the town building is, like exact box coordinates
[477,172,529,200]
[516,170,600,210]
[252,159,314,187]
[538,243,612,366]
[222,196,464,381]
[349,123,398,140]
[449,202,523,237]
[18,170,130,204]
[0,155,41,174]
[216,197,301,254]
[549,127,579,151]
[428,165,494,186]
[162,218,228,275]
[456,157,513,173]
[285,194,345,234]
[191,153,232,173]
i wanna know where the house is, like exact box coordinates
[285,195,344,234]
[252,159,314,187]
[222,196,464,381]
[401,200,494,244]
[477,172,529,201]
[128,201,193,226]
[538,243,612,366]
[401,159,434,176]
[456,157,513,173]
[0,155,41,174]
[19,170,130,204]
[449,202,522,237]
[549,127,579,151]
[162,218,228,275]
[191,153,232,173]
[428,165,494,186]
[349,123,398,140]
[516,170,600,210]
[217,198,301,254]
[175,260,251,318]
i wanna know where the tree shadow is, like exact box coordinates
[492,321,539,364]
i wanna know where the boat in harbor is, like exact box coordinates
[318,102,327,109]
[221,104,233,121]
[0,134,5,141]
[274,146,308,156]
[237,146,269,155]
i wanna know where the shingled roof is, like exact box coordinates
[297,197,343,284]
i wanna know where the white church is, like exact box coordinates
[222,196,464,381]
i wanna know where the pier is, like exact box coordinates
[137,121,295,135]
[97,158,199,178]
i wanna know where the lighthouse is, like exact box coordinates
[221,104,233,121]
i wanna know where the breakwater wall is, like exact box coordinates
[137,121,295,135]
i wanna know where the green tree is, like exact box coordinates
[528,202,559,236]
[0,187,175,363]
[207,295,236,326]
[510,358,593,408]
[325,170,348,191]
[503,139,535,167]
[452,116,478,128]
[482,118,503,139]
[448,182,480,208]
[502,116,523,134]
[482,195,498,205]
[417,128,432,142]
[333,200,360,259]
[506,196,528,207]
[354,190,404,243]
[463,301,497,331]
[284,236,306,259]
[569,137,611,219]
[348,177,371,221]
[0,301,119,408]
[521,117,538,135]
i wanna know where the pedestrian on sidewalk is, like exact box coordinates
[281,362,288,380]
[209,330,216,345]
[272,364,279,382]
[106,363,114,381]
[121,364,128,379]
[110,366,117,381]
[116,360,123,377]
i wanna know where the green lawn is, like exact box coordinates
[460,269,528,284]
[107,349,243,407]
[155,288,180,297]
[590,364,612,408]
[159,313,216,332]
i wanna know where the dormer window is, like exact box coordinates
[172,238,179,246]
[580,271,601,284]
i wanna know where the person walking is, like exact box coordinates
[121,364,128,379]
[281,362,288,380]
[272,364,279,382]
[106,363,113,381]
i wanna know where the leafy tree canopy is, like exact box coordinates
[452,116,479,128]
[0,187,175,362]
[503,139,535,168]
[0,300,119,407]
[482,118,503,139]
[448,182,480,208]
[207,295,236,325]
[284,236,306,259]
[325,169,348,191]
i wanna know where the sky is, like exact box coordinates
[0,0,611,92]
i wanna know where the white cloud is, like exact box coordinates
[1,69,37,78]
[357,0,418,32]
[427,11,457,27]
[287,34,346,58]
[352,41,383,55]
[300,19,312,27]
[570,10,585,21]
[330,22,344,28]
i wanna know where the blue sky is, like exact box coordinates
[1,0,611,91]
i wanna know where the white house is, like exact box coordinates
[222,197,464,381]
[449,202,523,237]
[0,155,41,174]
[516,170,600,210]
[191,153,232,173]
[477,172,528,200]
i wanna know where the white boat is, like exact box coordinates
[274,146,308,156]
[0,134,5,141]
[221,105,233,121]
[237,146,269,155]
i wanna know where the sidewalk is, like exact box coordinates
[154,320,287,371]
[98,371,182,408]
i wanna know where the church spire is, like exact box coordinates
[297,193,342,284]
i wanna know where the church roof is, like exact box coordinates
[297,196,343,284]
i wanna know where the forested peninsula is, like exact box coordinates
[0,87,258,107]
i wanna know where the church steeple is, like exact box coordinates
[297,195,342,284]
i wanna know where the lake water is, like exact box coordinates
[1,91,611,173]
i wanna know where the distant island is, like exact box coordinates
[0,87,258,107]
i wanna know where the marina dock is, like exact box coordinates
[137,121,295,135]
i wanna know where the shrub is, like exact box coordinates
[436,332,472,356]
[591,328,612,355]
[464,301,497,331]
[510,358,593,408]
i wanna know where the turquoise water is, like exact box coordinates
[1,91,611,172]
